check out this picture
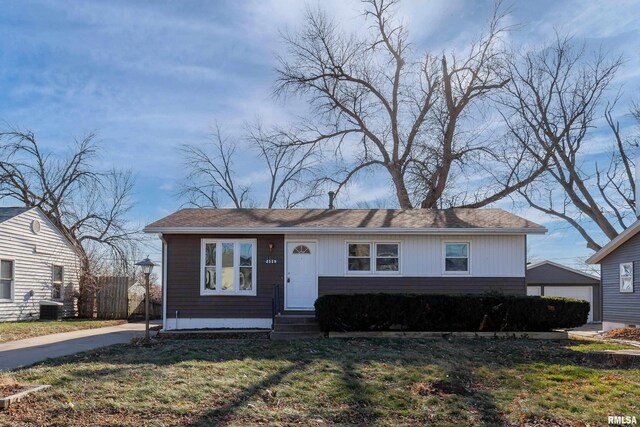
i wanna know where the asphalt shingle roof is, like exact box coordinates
[145,208,544,232]
[0,207,31,224]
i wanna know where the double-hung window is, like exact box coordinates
[347,243,371,273]
[347,242,400,274]
[0,260,14,301]
[201,239,257,296]
[52,265,64,300]
[444,242,470,274]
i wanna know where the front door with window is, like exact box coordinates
[285,242,317,310]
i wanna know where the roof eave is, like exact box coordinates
[143,226,547,235]
[527,260,599,280]
[586,220,640,264]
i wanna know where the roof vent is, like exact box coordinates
[328,191,335,209]
[31,219,41,234]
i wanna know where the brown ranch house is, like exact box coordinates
[144,208,546,331]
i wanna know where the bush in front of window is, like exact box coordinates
[314,293,589,332]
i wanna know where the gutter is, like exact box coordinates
[143,226,547,235]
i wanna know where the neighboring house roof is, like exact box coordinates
[586,219,640,264]
[144,208,546,235]
[526,260,599,284]
[0,207,32,223]
[0,206,79,256]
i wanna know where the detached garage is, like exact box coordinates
[526,260,601,323]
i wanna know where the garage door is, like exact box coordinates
[527,286,542,296]
[543,286,593,323]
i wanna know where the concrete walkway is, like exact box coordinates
[0,322,160,371]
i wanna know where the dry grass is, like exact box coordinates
[0,338,639,426]
[0,375,27,397]
[0,320,127,344]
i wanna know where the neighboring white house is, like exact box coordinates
[0,207,80,321]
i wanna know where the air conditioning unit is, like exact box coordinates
[39,300,64,321]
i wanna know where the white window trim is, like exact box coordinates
[620,262,634,293]
[200,239,257,296]
[345,241,401,276]
[442,241,471,276]
[0,259,15,303]
[52,265,64,301]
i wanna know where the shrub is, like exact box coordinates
[314,293,589,332]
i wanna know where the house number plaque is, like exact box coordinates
[265,259,278,264]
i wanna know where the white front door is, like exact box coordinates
[285,242,317,310]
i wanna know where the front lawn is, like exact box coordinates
[2,338,639,426]
[0,319,127,343]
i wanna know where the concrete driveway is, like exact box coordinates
[0,321,160,371]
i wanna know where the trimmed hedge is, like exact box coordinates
[314,294,589,332]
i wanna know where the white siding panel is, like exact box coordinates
[0,209,80,321]
[285,234,525,277]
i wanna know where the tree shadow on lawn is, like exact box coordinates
[16,338,640,426]
[185,360,311,426]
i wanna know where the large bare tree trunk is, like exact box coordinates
[276,0,540,209]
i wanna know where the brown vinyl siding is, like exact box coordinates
[164,234,526,320]
[319,276,525,296]
[164,234,284,319]
[600,232,640,325]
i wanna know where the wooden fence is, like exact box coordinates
[129,294,163,319]
[95,276,130,319]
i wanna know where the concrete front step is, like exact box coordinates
[273,323,321,332]
[271,314,321,339]
[270,331,324,340]
[274,315,317,325]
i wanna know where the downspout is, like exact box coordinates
[524,235,527,294]
[160,234,168,331]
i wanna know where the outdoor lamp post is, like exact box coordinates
[135,257,155,342]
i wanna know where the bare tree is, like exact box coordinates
[275,0,541,208]
[180,124,320,208]
[0,129,137,315]
[180,126,251,208]
[504,36,626,251]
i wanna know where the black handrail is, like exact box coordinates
[271,283,280,330]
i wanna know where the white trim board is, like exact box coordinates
[164,318,272,331]
[161,235,168,332]
[587,219,640,264]
[145,226,546,235]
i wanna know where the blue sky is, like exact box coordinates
[1,0,640,271]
